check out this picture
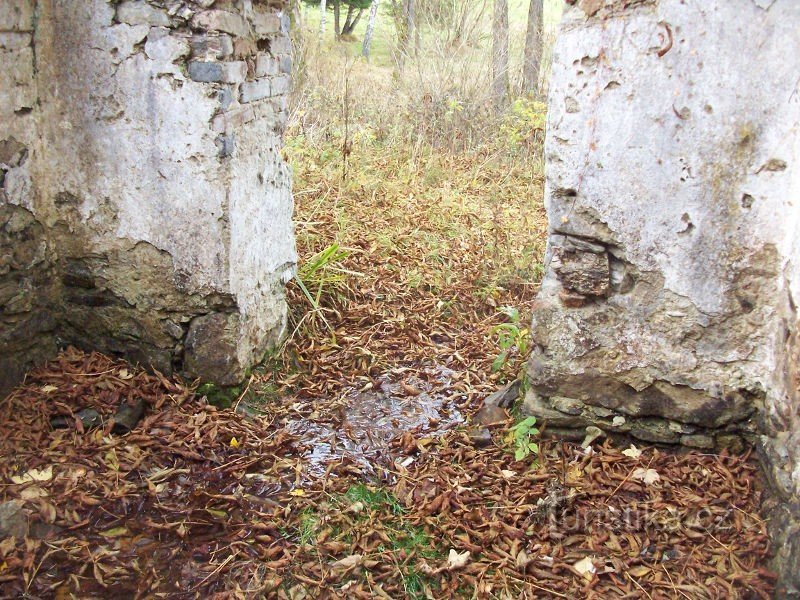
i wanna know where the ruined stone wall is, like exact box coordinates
[0,0,296,394]
[526,0,799,591]
[0,0,59,392]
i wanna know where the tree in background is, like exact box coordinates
[390,0,416,69]
[522,0,543,95]
[492,0,509,109]
[303,0,371,38]
[319,0,327,38]
[362,0,381,59]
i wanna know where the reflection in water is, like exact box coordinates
[285,365,464,478]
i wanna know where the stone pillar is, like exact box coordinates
[0,0,296,393]
[525,1,798,591]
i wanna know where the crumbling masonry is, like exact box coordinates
[1,0,297,393]
[523,0,799,593]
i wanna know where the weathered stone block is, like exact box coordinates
[116,1,170,27]
[190,33,233,60]
[192,9,249,37]
[1,0,296,400]
[553,247,609,297]
[0,0,34,31]
[268,35,292,56]
[255,52,278,77]
[270,74,291,96]
[279,54,292,74]
[251,11,280,37]
[211,105,255,133]
[239,78,272,103]
[0,32,31,51]
[144,29,189,62]
[184,312,242,385]
[187,60,246,83]
[0,501,28,539]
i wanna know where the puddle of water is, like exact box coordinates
[285,365,465,479]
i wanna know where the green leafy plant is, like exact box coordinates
[294,242,358,334]
[506,416,540,462]
[490,306,530,372]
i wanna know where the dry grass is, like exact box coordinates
[273,46,549,400]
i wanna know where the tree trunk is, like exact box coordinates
[319,0,327,38]
[522,0,543,95]
[342,6,364,35]
[333,0,341,39]
[491,0,509,110]
[343,4,356,34]
[362,0,380,59]
[406,0,416,57]
[349,8,364,34]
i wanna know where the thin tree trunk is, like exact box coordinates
[333,0,341,38]
[522,0,543,95]
[343,4,356,33]
[406,0,416,57]
[491,0,509,110]
[362,0,380,59]
[319,0,327,38]
[348,8,364,34]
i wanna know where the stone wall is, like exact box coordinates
[0,0,296,394]
[0,0,59,391]
[526,0,799,592]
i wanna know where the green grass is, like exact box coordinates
[343,484,404,515]
[297,508,320,545]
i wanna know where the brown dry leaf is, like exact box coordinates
[330,554,363,572]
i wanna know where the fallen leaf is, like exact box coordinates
[11,466,53,484]
[230,437,240,448]
[40,385,58,393]
[622,445,642,459]
[101,527,129,538]
[632,467,661,485]
[289,488,306,497]
[20,485,48,500]
[573,556,597,579]
[446,549,470,571]
[500,469,516,479]
[331,554,363,571]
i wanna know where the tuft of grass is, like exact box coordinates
[196,382,240,409]
[297,508,319,546]
[343,484,404,515]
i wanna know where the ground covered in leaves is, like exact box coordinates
[0,77,778,598]
[0,349,776,599]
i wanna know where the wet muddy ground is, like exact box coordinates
[284,365,464,479]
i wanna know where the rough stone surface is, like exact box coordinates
[0,0,296,393]
[525,0,799,591]
[0,501,28,539]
